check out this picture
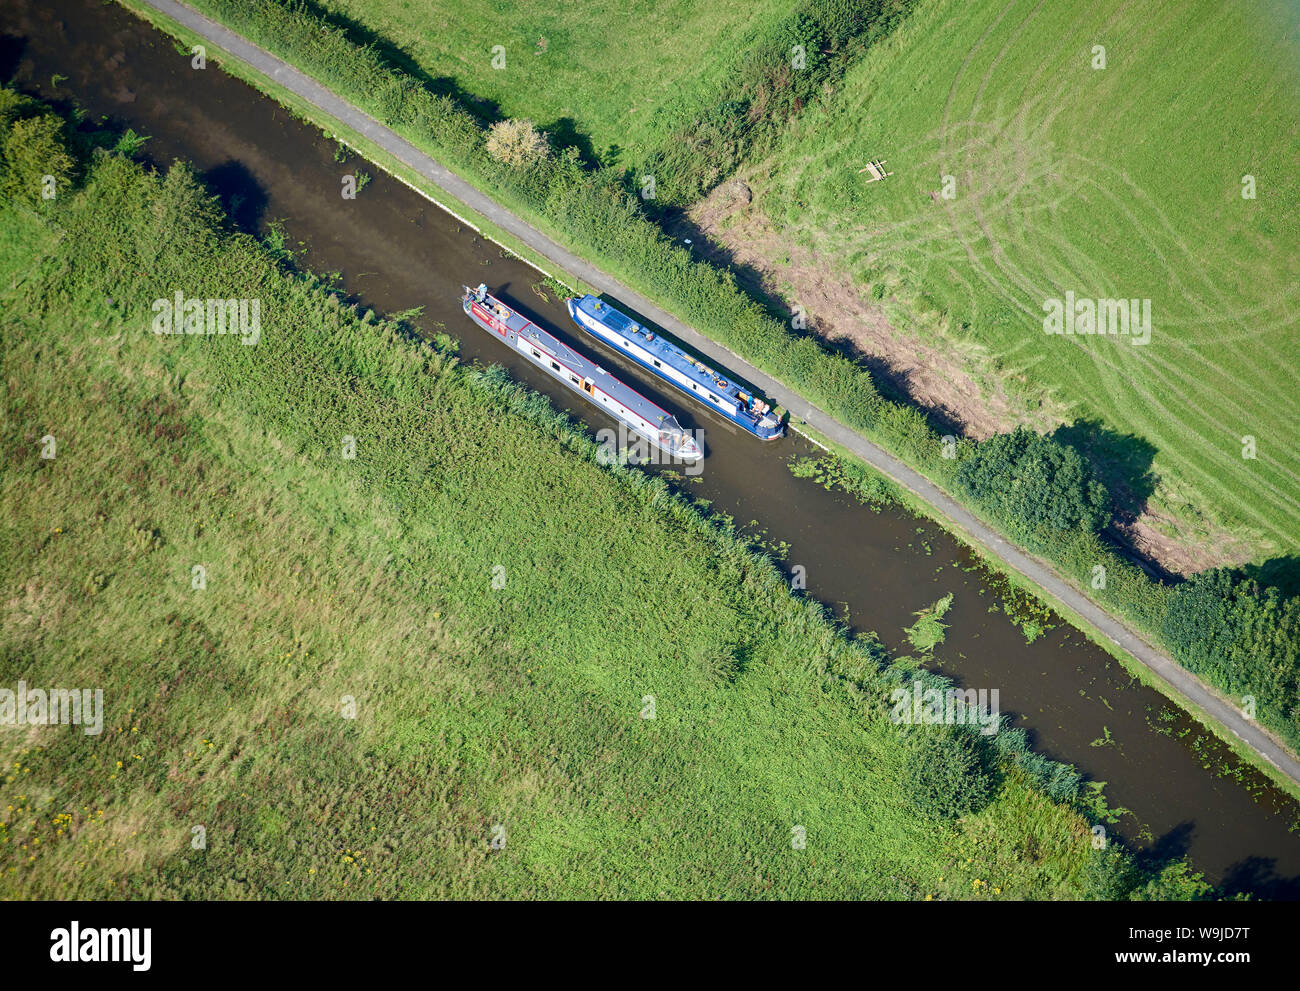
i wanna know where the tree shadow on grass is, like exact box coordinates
[292,0,502,126]
[540,116,600,168]
[1050,418,1159,522]
[1240,555,1300,600]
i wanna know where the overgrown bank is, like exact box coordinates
[0,89,1210,898]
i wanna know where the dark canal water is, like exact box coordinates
[4,0,1299,897]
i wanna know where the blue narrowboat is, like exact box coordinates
[566,294,783,439]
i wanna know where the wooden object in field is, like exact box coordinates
[856,159,893,182]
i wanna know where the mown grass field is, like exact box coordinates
[310,0,791,165]
[750,0,1300,564]
[0,142,1161,898]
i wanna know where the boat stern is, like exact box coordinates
[679,432,704,462]
[755,413,784,440]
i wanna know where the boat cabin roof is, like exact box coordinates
[574,295,753,403]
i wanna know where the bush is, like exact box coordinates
[485,118,549,169]
[1078,844,1211,901]
[1162,568,1300,738]
[0,112,75,207]
[900,724,994,820]
[955,426,1110,535]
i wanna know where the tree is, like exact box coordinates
[955,426,1110,534]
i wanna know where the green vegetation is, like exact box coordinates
[904,593,952,654]
[0,90,75,206]
[111,128,151,158]
[1163,571,1300,741]
[900,724,990,821]
[637,0,915,206]
[0,94,1208,899]
[755,0,1300,560]
[955,428,1109,535]
[308,0,872,193]
[158,0,939,470]
[152,0,1300,769]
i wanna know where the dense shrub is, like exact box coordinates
[485,118,549,169]
[1163,568,1300,737]
[900,724,994,820]
[0,88,38,132]
[955,426,1111,535]
[0,109,75,207]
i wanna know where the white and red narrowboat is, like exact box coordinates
[461,284,703,463]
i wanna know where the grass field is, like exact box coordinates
[745,0,1300,566]
[0,137,1173,898]
[309,0,792,166]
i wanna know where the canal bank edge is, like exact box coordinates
[114,3,597,307]
[117,0,1300,795]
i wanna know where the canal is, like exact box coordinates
[3,0,1298,897]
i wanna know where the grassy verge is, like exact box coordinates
[302,0,794,166]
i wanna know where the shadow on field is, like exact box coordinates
[1051,418,1160,523]
[292,0,502,127]
[1242,555,1300,600]
[658,202,975,442]
[542,115,600,168]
